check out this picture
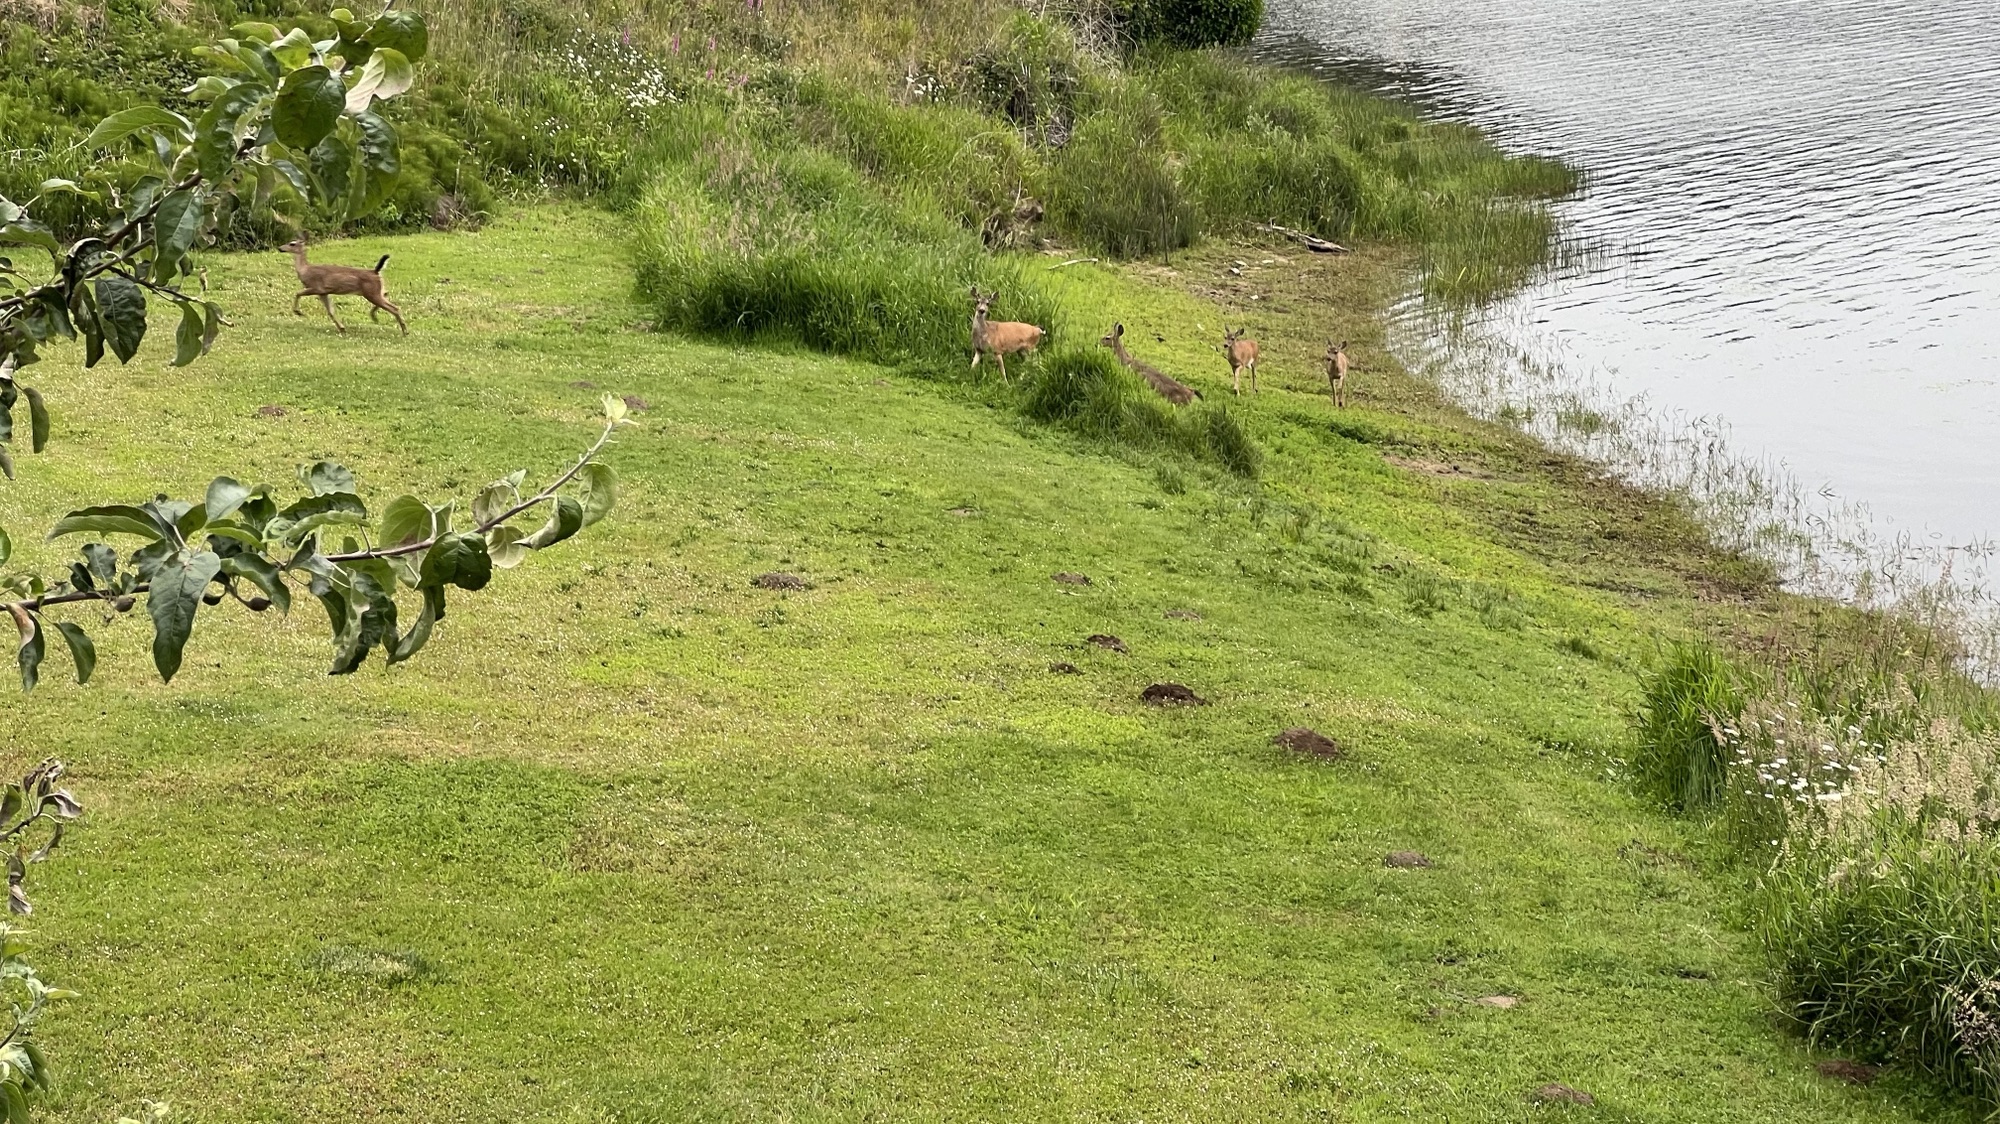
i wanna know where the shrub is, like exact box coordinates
[1118,0,1264,50]
[1631,641,1742,812]
[1022,348,1258,476]
[1753,718,2000,1095]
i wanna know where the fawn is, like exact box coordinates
[969,287,1043,383]
[1325,340,1351,407]
[1224,327,1260,396]
[282,237,406,335]
[1100,323,1201,406]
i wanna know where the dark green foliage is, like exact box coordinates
[1631,641,1741,811]
[1022,348,1258,476]
[1118,0,1265,50]
[1760,831,2000,1094]
[1047,101,1198,259]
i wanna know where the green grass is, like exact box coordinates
[0,206,1957,1122]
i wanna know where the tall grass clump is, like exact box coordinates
[1631,641,1744,812]
[1746,715,2000,1096]
[1023,348,1259,476]
[1047,97,1199,259]
[633,115,1056,371]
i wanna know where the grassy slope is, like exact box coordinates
[0,207,1930,1121]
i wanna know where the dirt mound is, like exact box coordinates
[1274,727,1343,759]
[256,404,288,417]
[1052,572,1092,586]
[1141,683,1206,706]
[751,572,809,591]
[1384,850,1434,869]
[1048,662,1082,675]
[1086,634,1127,653]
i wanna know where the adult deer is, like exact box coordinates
[1100,323,1201,406]
[282,237,406,335]
[1224,327,1260,396]
[1325,340,1351,408]
[969,287,1043,383]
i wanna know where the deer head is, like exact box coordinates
[1098,323,1124,349]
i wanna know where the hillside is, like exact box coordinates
[0,207,1937,1121]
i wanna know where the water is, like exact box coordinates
[1257,0,2000,558]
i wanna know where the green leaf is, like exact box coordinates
[602,392,629,424]
[307,132,354,207]
[352,111,400,215]
[304,461,356,496]
[378,494,434,551]
[230,20,282,43]
[35,178,100,203]
[52,622,94,685]
[386,583,439,664]
[202,301,223,356]
[94,274,147,363]
[11,606,42,693]
[521,496,584,550]
[205,476,252,522]
[194,81,269,183]
[81,106,194,150]
[146,549,221,682]
[419,532,491,591]
[485,524,529,569]
[172,301,205,367]
[226,39,282,82]
[185,74,240,103]
[0,218,60,259]
[577,462,617,527]
[82,543,117,582]
[47,505,165,541]
[365,9,429,61]
[151,186,205,279]
[273,66,345,151]
[22,387,47,453]
[203,523,263,551]
[20,1042,48,1093]
[273,491,367,546]
[5,1069,30,1122]
[343,47,413,114]
[0,525,9,566]
[471,479,518,528]
[220,552,290,615]
[269,26,314,69]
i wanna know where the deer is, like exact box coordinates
[1224,327,1260,396]
[281,236,406,335]
[1099,323,1201,406]
[1325,340,1351,408]
[969,287,1043,383]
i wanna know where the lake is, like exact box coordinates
[1258,0,2000,560]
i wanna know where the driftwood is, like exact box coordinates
[1254,222,1349,254]
[1046,257,1100,271]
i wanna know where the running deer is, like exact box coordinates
[1325,340,1351,408]
[969,287,1043,383]
[1224,327,1260,396]
[1100,323,1201,406]
[282,237,406,335]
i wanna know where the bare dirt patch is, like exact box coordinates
[1052,572,1092,586]
[1815,1060,1881,1086]
[751,572,809,591]
[1529,1083,1595,1106]
[1383,454,1492,479]
[1048,662,1082,675]
[1086,634,1128,653]
[256,404,288,417]
[1384,850,1434,869]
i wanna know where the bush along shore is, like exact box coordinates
[8,0,1997,1119]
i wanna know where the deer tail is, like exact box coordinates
[373,255,390,273]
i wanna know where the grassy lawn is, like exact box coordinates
[0,206,1932,1121]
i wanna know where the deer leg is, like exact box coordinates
[293,290,310,316]
[996,351,1010,385]
[1232,365,1241,397]
[971,349,982,370]
[369,293,407,335]
[1251,360,1259,394]
[319,294,346,334]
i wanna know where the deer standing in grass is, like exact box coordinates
[282,237,406,335]
[969,287,1043,383]
[1100,323,1201,406]
[1325,339,1351,408]
[1224,327,1260,396]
